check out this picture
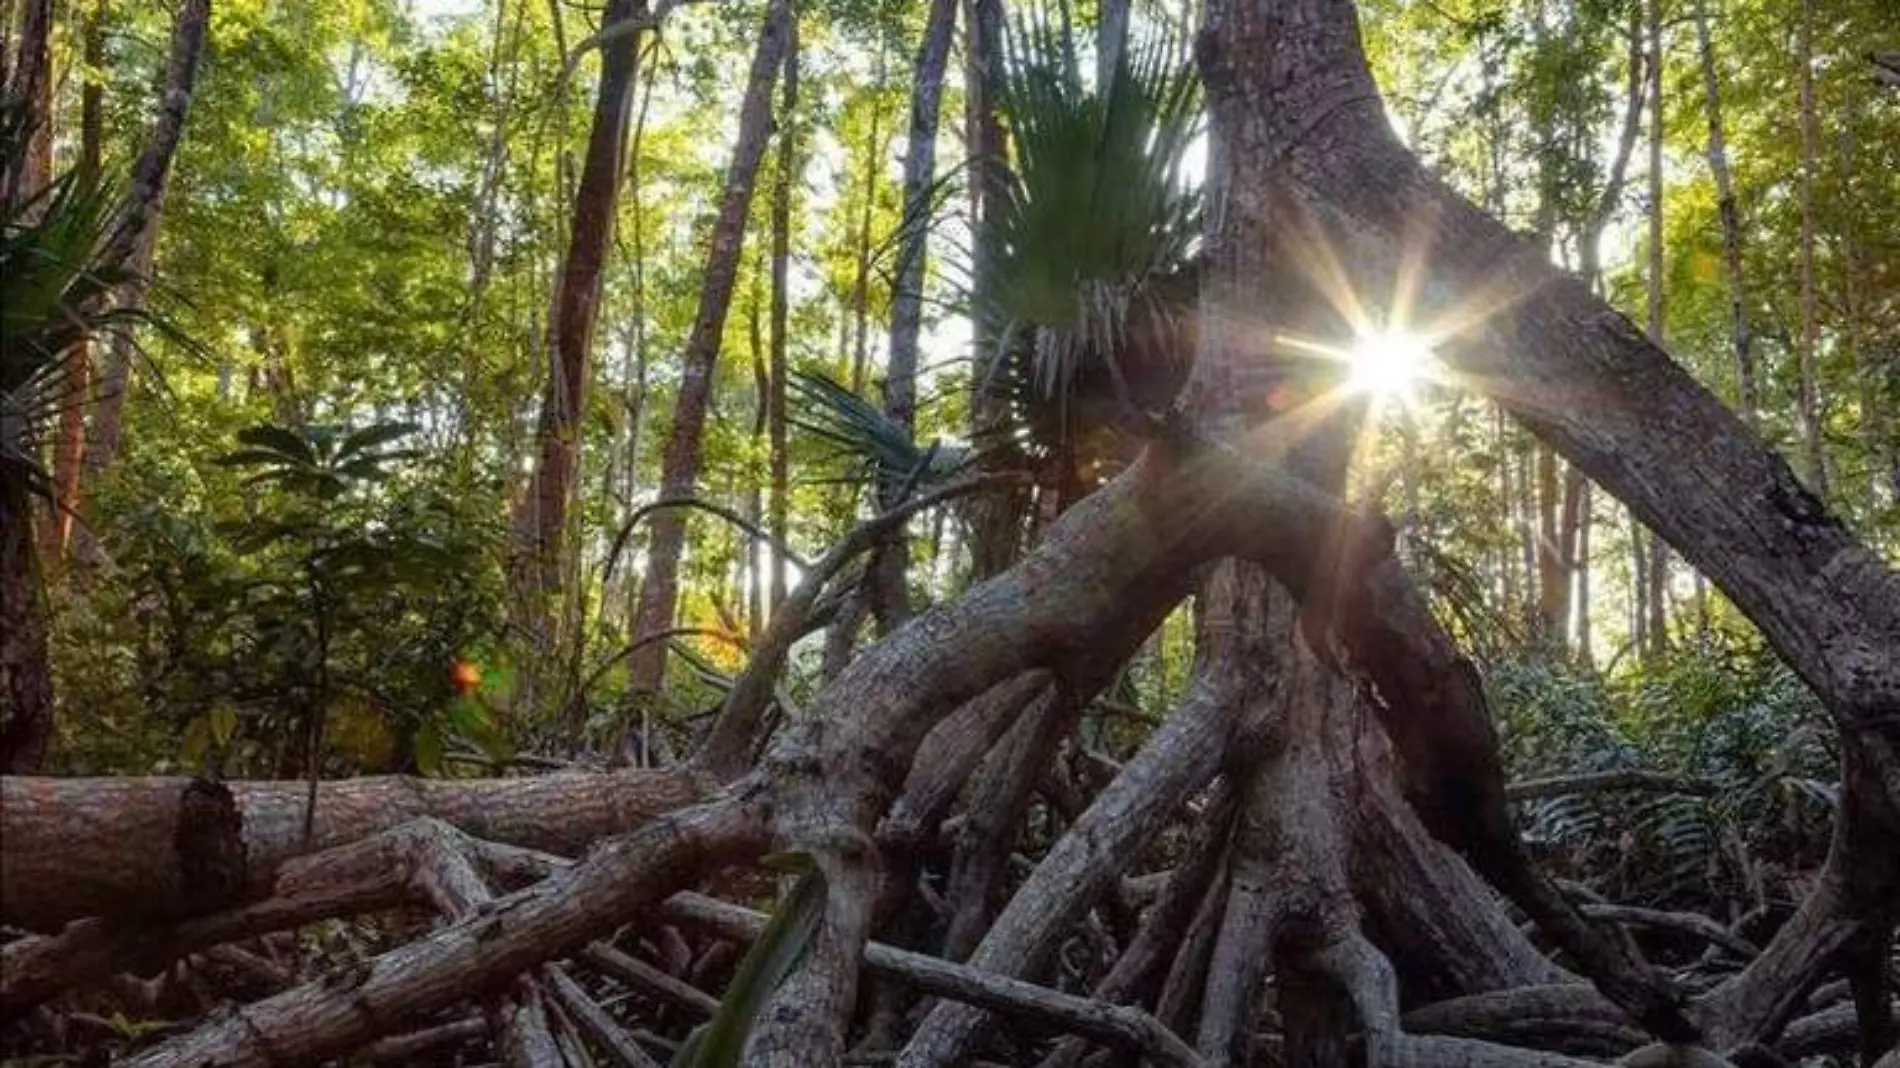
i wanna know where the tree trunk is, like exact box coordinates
[1536,445,1569,647]
[41,0,107,568]
[1795,0,1826,499]
[961,0,1025,581]
[1692,0,1754,422]
[848,40,888,395]
[508,0,650,619]
[10,1,1900,1066]
[0,477,54,773]
[0,0,54,208]
[1641,0,1669,660]
[866,0,957,633]
[624,0,791,698]
[767,14,798,615]
[73,0,212,545]
[1576,482,1593,666]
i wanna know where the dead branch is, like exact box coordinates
[356,1015,487,1063]
[901,655,1252,1067]
[1580,904,1762,960]
[697,472,1031,776]
[579,943,720,1017]
[544,963,661,1068]
[0,767,705,930]
[122,799,765,1067]
[664,893,1203,1068]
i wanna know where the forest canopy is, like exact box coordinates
[0,0,1896,1064]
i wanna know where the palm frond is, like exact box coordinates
[976,0,1202,448]
[787,370,972,492]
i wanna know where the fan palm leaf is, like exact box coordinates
[977,0,1202,451]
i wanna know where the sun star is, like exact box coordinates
[1345,328,1434,401]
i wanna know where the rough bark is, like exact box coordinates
[0,767,705,930]
[625,0,790,697]
[1185,0,1899,749]
[938,686,1072,961]
[0,477,53,774]
[510,0,651,615]
[0,0,53,207]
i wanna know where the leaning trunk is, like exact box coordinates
[73,0,212,563]
[508,0,650,619]
[625,0,791,698]
[1692,0,1755,422]
[866,0,957,633]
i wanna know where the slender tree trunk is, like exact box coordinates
[0,0,53,208]
[1576,483,1593,666]
[1642,0,1669,659]
[625,0,792,698]
[962,0,1024,580]
[1692,0,1754,423]
[509,0,650,620]
[42,0,107,568]
[747,263,769,642]
[74,0,212,550]
[866,0,957,633]
[1567,8,1643,665]
[1536,446,1569,648]
[1095,0,1128,90]
[767,15,798,615]
[848,40,888,396]
[1795,0,1826,498]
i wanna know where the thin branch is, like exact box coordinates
[664,893,1204,1068]
[544,963,663,1068]
[1506,770,1720,802]
[580,943,721,1018]
[696,472,1031,777]
[1579,904,1761,960]
[604,495,813,592]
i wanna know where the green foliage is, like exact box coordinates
[0,100,180,498]
[1492,636,1834,922]
[56,420,505,775]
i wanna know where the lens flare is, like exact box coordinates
[1345,328,1434,400]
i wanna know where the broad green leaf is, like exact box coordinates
[234,425,319,467]
[334,421,421,462]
